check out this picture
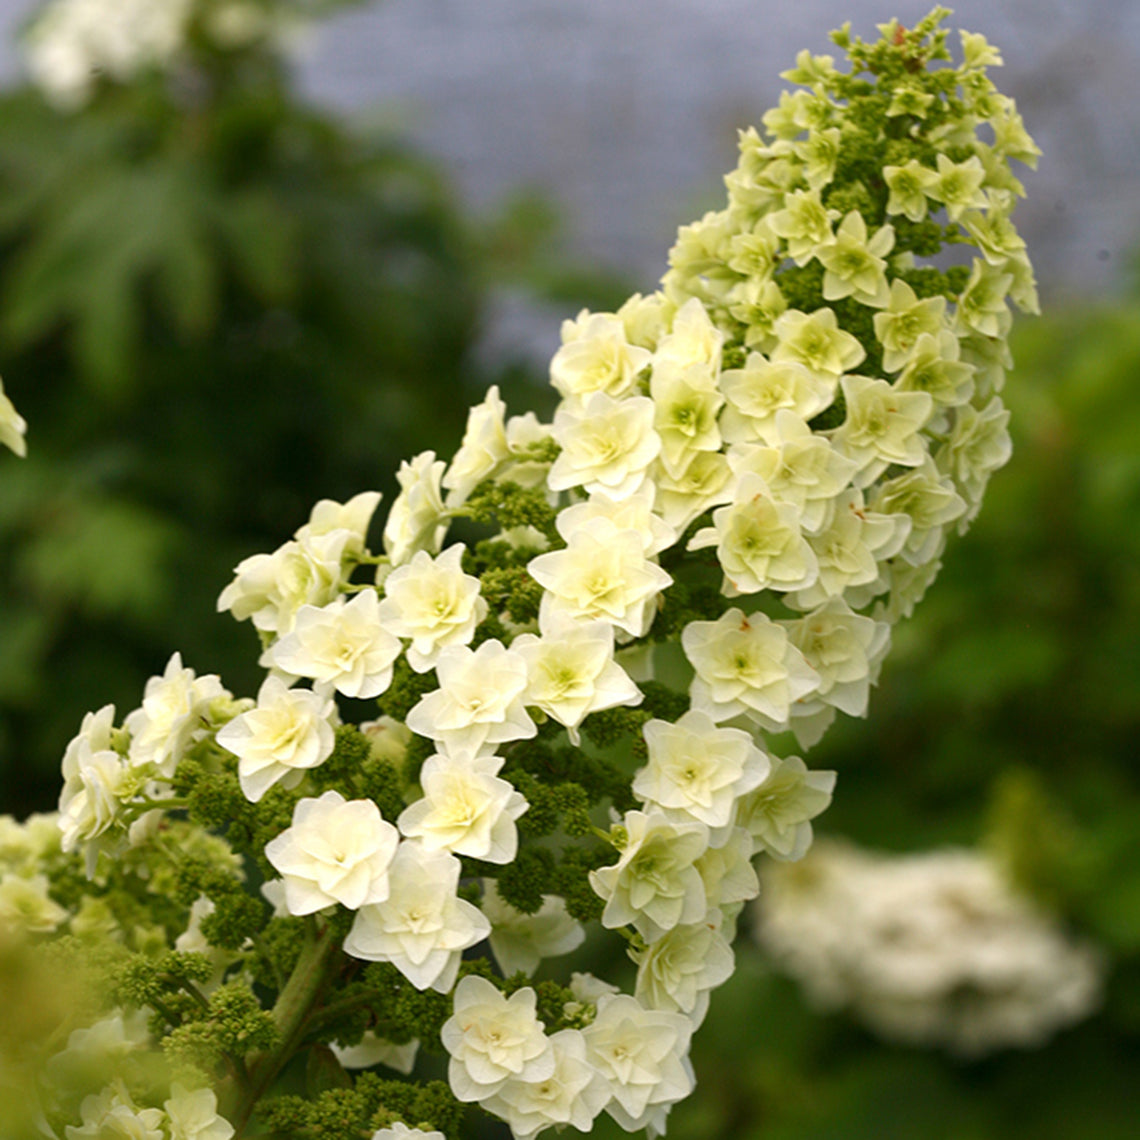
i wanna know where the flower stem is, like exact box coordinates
[224,917,343,1137]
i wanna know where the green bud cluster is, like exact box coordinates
[373,656,440,724]
[463,480,562,544]
[262,1073,463,1140]
[487,840,622,924]
[162,980,278,1076]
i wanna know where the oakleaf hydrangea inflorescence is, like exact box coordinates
[14,11,1038,1138]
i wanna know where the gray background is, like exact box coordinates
[1,1,1135,353]
[295,0,1140,302]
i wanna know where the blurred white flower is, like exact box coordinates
[370,1125,445,1140]
[0,872,68,934]
[65,1079,165,1140]
[332,1032,419,1074]
[26,0,192,110]
[755,840,1104,1056]
[164,1084,234,1140]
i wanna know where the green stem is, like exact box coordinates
[127,797,188,819]
[225,918,343,1138]
[169,975,211,1012]
[305,989,383,1035]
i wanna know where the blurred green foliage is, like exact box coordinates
[0,5,597,816]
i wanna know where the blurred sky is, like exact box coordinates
[2,0,1136,319]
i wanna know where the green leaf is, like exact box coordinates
[0,602,53,703]
[16,494,177,620]
[2,158,224,391]
[73,261,138,396]
[213,190,298,305]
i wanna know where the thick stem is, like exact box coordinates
[226,919,343,1137]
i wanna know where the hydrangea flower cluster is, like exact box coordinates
[753,839,1104,1055]
[6,12,1039,1139]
